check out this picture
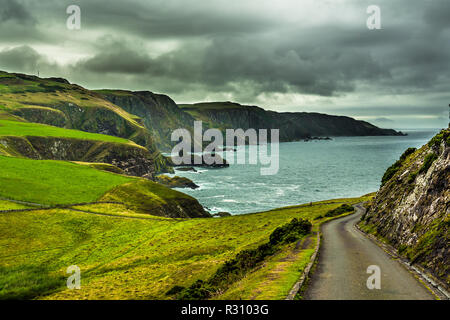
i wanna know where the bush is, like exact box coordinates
[324,204,354,218]
[176,280,213,300]
[381,148,416,186]
[428,133,443,147]
[419,153,438,174]
[269,218,312,245]
[408,171,418,183]
[165,285,185,296]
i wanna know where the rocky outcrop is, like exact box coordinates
[11,107,68,128]
[361,129,449,287]
[155,175,199,189]
[171,154,229,169]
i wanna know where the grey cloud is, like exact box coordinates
[423,0,450,31]
[0,0,35,24]
[0,0,448,128]
[0,45,50,73]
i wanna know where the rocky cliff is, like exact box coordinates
[361,129,449,287]
[180,102,404,142]
[100,92,404,151]
[98,90,198,151]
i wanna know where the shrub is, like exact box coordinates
[419,153,438,174]
[269,218,312,245]
[176,280,214,300]
[324,204,354,218]
[428,132,443,147]
[381,147,416,186]
[408,171,418,183]
[165,285,185,296]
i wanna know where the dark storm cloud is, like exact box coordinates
[0,45,51,73]
[80,1,277,38]
[423,0,450,31]
[63,0,449,99]
[76,33,389,97]
[0,0,35,24]
[0,0,448,128]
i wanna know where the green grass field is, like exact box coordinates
[0,120,132,144]
[0,195,371,300]
[0,200,32,210]
[0,156,134,205]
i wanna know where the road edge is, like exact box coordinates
[284,231,320,300]
[355,221,449,300]
[284,203,362,300]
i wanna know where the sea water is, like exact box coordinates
[169,129,441,215]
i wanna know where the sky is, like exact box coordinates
[0,0,449,129]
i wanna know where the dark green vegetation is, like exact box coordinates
[428,130,450,147]
[381,147,416,186]
[314,204,355,220]
[173,218,312,300]
[155,175,199,189]
[361,128,449,287]
[0,196,370,300]
[408,152,438,183]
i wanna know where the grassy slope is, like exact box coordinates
[0,120,132,144]
[0,155,134,205]
[0,72,141,128]
[0,200,32,210]
[0,195,371,300]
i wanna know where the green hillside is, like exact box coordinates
[0,195,370,300]
[0,155,133,205]
[0,154,208,218]
[0,120,132,144]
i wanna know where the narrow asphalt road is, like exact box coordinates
[304,205,435,300]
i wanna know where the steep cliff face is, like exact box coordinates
[361,129,449,287]
[180,102,404,142]
[98,90,197,151]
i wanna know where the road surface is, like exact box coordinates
[304,205,435,300]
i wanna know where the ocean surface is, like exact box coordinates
[168,129,441,215]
